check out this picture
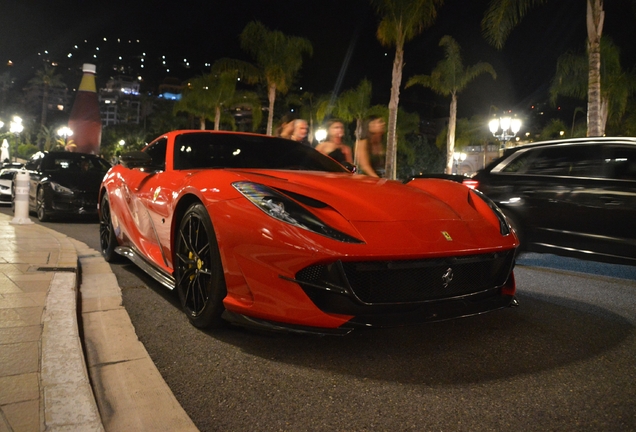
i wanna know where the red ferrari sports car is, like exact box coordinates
[99,130,518,334]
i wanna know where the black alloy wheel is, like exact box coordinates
[36,187,49,222]
[99,193,121,262]
[174,203,226,328]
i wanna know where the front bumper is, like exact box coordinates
[48,192,99,216]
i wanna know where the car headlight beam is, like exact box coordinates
[233,181,363,243]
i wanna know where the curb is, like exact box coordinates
[13,215,198,431]
[71,239,198,431]
[41,270,103,431]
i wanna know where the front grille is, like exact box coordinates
[296,251,514,305]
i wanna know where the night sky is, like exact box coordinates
[1,0,635,119]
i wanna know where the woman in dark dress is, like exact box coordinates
[315,119,353,165]
[355,115,386,177]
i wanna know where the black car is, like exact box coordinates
[468,137,636,266]
[22,151,111,221]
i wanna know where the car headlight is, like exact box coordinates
[470,189,511,236]
[232,181,363,243]
[50,182,74,195]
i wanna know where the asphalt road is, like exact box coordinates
[3,206,636,431]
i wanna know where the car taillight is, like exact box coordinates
[463,179,479,190]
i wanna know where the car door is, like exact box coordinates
[518,144,604,251]
[118,138,172,270]
[477,147,563,245]
[135,138,180,271]
[580,144,636,263]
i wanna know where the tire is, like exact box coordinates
[174,203,226,328]
[99,193,121,262]
[36,187,50,222]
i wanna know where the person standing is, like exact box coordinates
[290,119,311,146]
[315,119,352,164]
[276,113,297,139]
[355,116,386,177]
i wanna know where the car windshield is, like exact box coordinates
[173,133,349,173]
[41,154,111,173]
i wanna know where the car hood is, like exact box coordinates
[44,170,106,193]
[231,170,463,222]
[220,170,513,252]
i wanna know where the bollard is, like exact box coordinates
[10,168,33,225]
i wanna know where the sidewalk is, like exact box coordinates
[0,212,198,431]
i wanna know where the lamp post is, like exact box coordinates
[489,116,521,153]
[57,126,73,149]
[9,116,23,162]
[453,151,467,175]
[314,128,327,143]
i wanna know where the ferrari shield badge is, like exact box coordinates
[442,268,454,288]
[442,231,453,241]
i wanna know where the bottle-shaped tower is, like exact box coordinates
[68,63,102,154]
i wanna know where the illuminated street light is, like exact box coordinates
[119,139,126,146]
[9,116,23,162]
[9,116,23,134]
[489,116,521,151]
[453,151,467,175]
[57,126,73,147]
[314,128,327,142]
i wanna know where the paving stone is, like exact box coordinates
[0,325,41,344]
[0,341,39,377]
[1,399,40,432]
[0,373,39,405]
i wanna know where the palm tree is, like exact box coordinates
[550,37,636,134]
[27,65,66,148]
[174,74,217,130]
[482,0,605,136]
[37,125,62,151]
[331,79,371,141]
[328,79,386,165]
[371,0,444,180]
[406,36,496,174]
[174,71,262,131]
[213,21,312,136]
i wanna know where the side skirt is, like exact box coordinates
[115,246,176,290]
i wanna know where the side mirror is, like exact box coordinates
[342,162,357,173]
[120,151,153,169]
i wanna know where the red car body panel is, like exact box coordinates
[100,130,518,332]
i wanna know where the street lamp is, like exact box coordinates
[9,116,23,162]
[488,116,521,150]
[314,128,327,142]
[9,116,23,134]
[453,151,466,175]
[57,126,73,148]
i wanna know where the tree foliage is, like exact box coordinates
[371,0,444,179]
[406,35,496,173]
[550,37,636,131]
[214,21,312,136]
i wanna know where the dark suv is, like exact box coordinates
[469,137,636,266]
